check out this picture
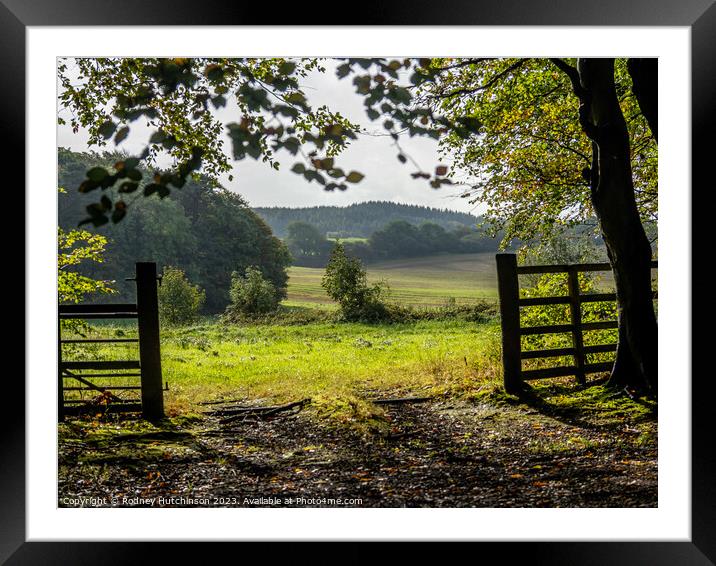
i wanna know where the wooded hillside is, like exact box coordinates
[254,202,484,238]
[58,148,291,312]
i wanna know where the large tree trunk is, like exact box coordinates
[626,58,658,142]
[576,58,658,397]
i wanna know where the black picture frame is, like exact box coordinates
[7,0,711,563]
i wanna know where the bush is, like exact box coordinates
[374,301,497,324]
[322,243,388,322]
[225,266,280,319]
[158,266,205,326]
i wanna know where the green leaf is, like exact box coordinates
[456,116,482,134]
[149,130,167,144]
[314,158,334,170]
[162,136,177,150]
[345,171,364,184]
[291,163,306,174]
[114,126,130,144]
[78,180,99,193]
[98,120,116,139]
[336,63,352,78]
[86,167,108,183]
[205,64,224,82]
[124,157,140,170]
[111,203,127,223]
[143,183,160,197]
[391,87,412,105]
[304,170,326,185]
[79,214,108,227]
[285,92,309,109]
[278,61,297,75]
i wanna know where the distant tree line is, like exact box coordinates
[255,201,485,238]
[58,148,290,312]
[285,219,500,267]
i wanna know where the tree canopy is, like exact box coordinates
[418,58,657,245]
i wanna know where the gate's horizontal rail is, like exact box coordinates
[521,323,574,335]
[63,386,142,391]
[521,343,618,360]
[59,313,138,320]
[520,320,620,336]
[521,346,575,359]
[584,343,618,354]
[522,361,614,381]
[61,338,139,344]
[61,372,142,378]
[59,303,138,314]
[519,291,655,307]
[60,360,141,370]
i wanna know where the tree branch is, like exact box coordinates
[432,59,528,100]
[548,58,584,97]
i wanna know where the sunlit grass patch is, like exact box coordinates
[65,318,503,424]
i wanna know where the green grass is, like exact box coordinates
[62,318,503,420]
[286,252,498,308]
[327,237,369,244]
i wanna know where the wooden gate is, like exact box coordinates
[58,262,164,421]
[496,253,657,393]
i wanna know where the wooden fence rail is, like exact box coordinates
[496,253,657,394]
[58,262,164,421]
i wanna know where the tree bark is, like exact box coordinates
[627,58,658,142]
[552,58,658,396]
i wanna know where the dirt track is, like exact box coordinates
[58,397,657,508]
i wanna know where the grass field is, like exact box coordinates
[62,318,503,419]
[285,252,498,308]
[327,237,369,243]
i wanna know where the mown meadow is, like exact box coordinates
[284,252,498,308]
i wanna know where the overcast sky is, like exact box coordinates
[57,59,483,214]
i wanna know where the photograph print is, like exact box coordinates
[57,56,659,509]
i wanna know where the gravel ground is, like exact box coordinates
[58,397,657,508]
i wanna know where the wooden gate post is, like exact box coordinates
[136,262,164,420]
[58,316,65,422]
[566,267,586,385]
[496,253,523,394]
